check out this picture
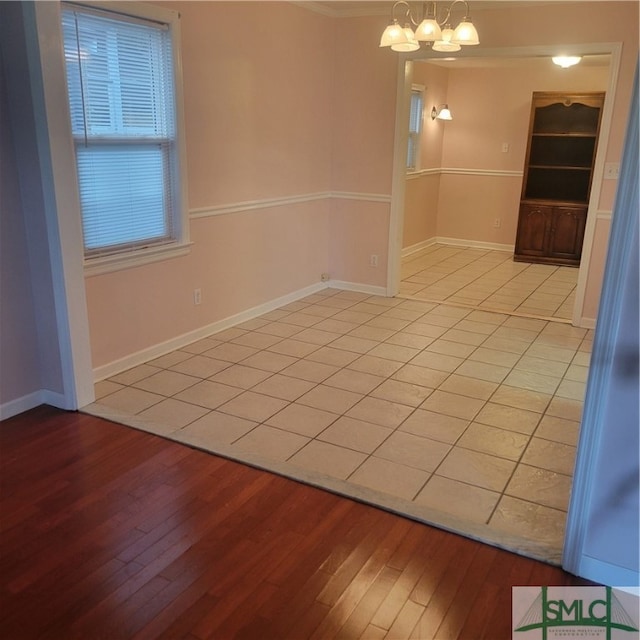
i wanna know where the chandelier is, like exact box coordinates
[379,0,480,53]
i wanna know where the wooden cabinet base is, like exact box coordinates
[513,253,581,267]
[514,202,586,266]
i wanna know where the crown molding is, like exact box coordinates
[290,1,388,18]
[292,0,565,20]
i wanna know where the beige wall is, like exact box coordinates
[442,62,608,244]
[403,61,610,250]
[86,1,337,368]
[328,15,397,289]
[404,175,439,249]
[83,1,638,372]
[402,62,446,249]
[476,1,637,184]
[174,1,334,206]
[85,3,402,370]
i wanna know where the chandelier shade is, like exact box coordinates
[451,18,479,45]
[379,20,409,47]
[392,25,420,51]
[432,26,460,52]
[379,0,480,52]
[415,18,442,41]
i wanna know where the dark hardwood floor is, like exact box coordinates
[0,405,591,639]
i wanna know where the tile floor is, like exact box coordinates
[400,244,578,320]
[89,284,592,561]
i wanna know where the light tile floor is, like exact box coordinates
[91,287,592,559]
[400,244,578,320]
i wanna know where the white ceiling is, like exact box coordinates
[297,1,572,18]
[293,1,612,70]
[419,53,611,69]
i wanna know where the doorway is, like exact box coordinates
[384,43,622,565]
[387,45,621,331]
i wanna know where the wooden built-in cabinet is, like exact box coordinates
[514,91,605,266]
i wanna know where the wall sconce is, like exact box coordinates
[431,104,453,120]
[379,0,479,53]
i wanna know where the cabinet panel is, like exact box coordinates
[514,204,550,258]
[547,207,587,262]
[514,204,586,266]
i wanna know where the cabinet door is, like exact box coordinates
[547,206,587,264]
[515,204,551,260]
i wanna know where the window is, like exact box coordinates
[407,86,424,171]
[61,2,187,267]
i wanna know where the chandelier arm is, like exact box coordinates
[437,0,471,26]
[391,0,414,24]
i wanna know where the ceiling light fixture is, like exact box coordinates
[552,55,582,68]
[380,0,479,53]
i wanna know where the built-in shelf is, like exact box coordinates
[515,91,605,266]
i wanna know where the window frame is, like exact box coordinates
[407,84,425,173]
[62,1,190,276]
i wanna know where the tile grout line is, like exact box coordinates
[95,286,584,541]
[400,244,577,320]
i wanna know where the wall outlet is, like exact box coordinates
[604,163,620,179]
[493,218,501,228]
[501,142,510,153]
[370,254,379,267]
[320,273,330,282]
[193,288,202,305]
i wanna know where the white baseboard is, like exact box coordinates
[436,236,515,252]
[578,317,597,330]
[93,279,392,382]
[401,237,514,258]
[572,555,640,588]
[329,280,388,297]
[402,238,436,258]
[92,281,329,382]
[0,389,69,421]
[0,391,43,420]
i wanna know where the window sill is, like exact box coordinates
[84,242,193,277]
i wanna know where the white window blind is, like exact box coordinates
[407,89,424,171]
[62,5,178,257]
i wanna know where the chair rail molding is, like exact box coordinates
[189,191,392,220]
